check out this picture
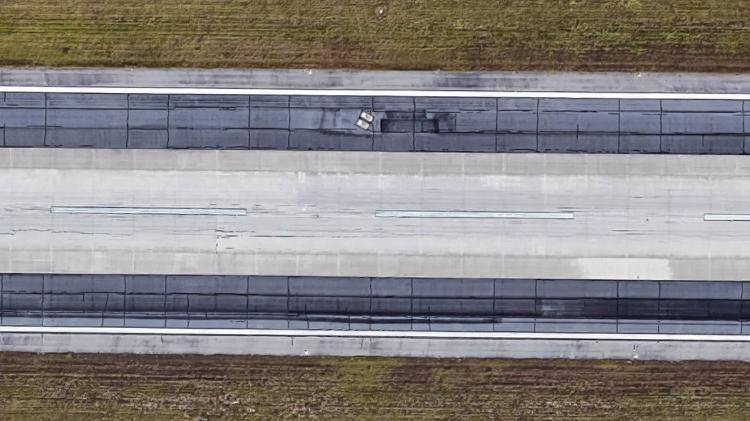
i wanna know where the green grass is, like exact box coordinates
[1,353,750,420]
[0,0,749,71]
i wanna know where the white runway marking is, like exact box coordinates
[375,210,575,219]
[0,326,748,342]
[2,85,750,100]
[50,206,248,216]
[704,213,750,221]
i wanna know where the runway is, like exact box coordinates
[3,272,750,359]
[2,275,748,335]
[3,68,750,359]
[1,148,749,280]
[1,89,749,153]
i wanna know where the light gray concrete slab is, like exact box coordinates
[43,316,105,327]
[538,133,619,153]
[4,333,750,360]
[128,94,168,109]
[167,129,249,149]
[494,299,535,316]
[248,297,288,313]
[129,110,168,129]
[497,110,537,133]
[535,319,618,333]
[618,135,661,153]
[43,293,117,311]
[246,319,289,329]
[1,93,45,108]
[45,128,128,148]
[662,113,743,134]
[538,299,615,319]
[7,68,750,94]
[493,320,537,332]
[537,280,617,298]
[6,275,745,330]
[289,297,369,315]
[661,100,742,112]
[659,281,741,299]
[291,96,371,109]
[247,276,287,294]
[412,278,493,298]
[494,279,536,297]
[0,108,45,127]
[414,133,495,152]
[2,149,750,280]
[704,135,745,154]
[127,130,169,148]
[0,85,747,154]
[124,295,166,312]
[496,134,537,152]
[125,275,166,293]
[427,319,495,332]
[124,318,166,328]
[289,130,372,151]
[454,110,496,133]
[290,277,369,296]
[618,281,660,298]
[45,274,124,293]
[659,321,742,335]
[289,108,361,130]
[374,97,413,111]
[250,129,289,149]
[170,95,248,108]
[46,93,127,109]
[617,321,660,333]
[2,274,43,293]
[169,107,248,129]
[620,112,661,134]
[166,275,247,294]
[249,109,289,129]
[2,294,43,310]
[188,318,247,329]
[373,133,413,151]
[415,97,496,112]
[538,111,619,133]
[3,128,44,146]
[412,298,494,316]
[371,298,411,315]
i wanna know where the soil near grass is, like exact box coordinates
[1,352,749,420]
[1,1,750,72]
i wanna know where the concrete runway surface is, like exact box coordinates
[1,148,749,281]
[4,68,750,93]
[2,275,749,335]
[1,91,750,154]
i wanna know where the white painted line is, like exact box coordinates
[50,206,247,216]
[704,213,750,221]
[0,326,748,342]
[375,210,575,220]
[2,85,750,100]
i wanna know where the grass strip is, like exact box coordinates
[1,0,750,71]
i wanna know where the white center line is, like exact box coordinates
[50,206,247,216]
[375,210,575,220]
[704,213,750,221]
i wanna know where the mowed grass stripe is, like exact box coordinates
[1,353,750,419]
[0,1,750,71]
